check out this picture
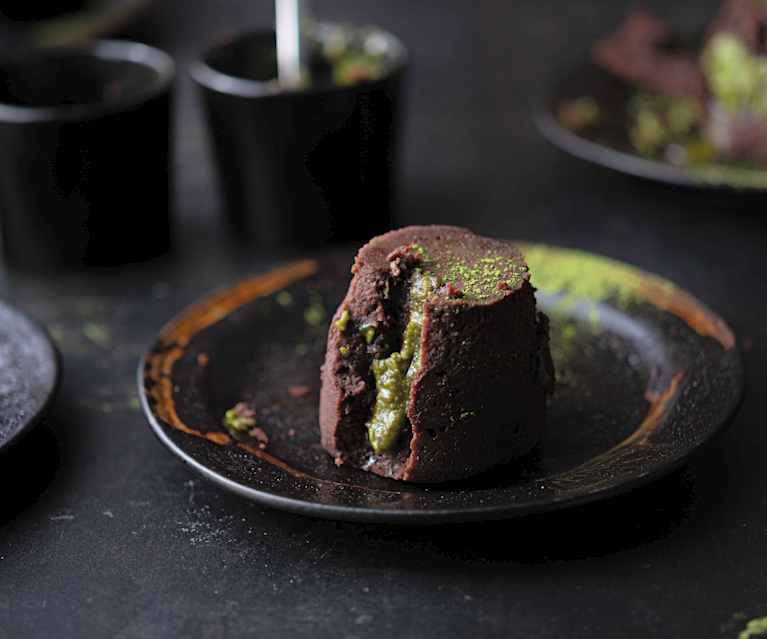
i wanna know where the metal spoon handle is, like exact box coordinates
[275,0,312,87]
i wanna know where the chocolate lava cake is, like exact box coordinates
[319,226,554,483]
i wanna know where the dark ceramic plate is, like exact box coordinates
[0,300,59,451]
[535,60,767,190]
[139,244,743,523]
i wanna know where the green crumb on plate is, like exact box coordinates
[630,105,668,156]
[276,291,293,307]
[339,345,350,357]
[304,302,326,327]
[627,92,703,157]
[335,309,350,332]
[82,322,111,347]
[223,403,257,433]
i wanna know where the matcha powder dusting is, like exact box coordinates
[521,243,675,318]
[740,617,767,639]
[442,254,527,301]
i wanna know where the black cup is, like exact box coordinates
[191,23,407,247]
[0,40,174,270]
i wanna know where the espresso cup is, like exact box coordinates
[191,23,407,247]
[0,39,175,270]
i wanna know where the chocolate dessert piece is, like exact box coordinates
[593,9,706,102]
[319,226,554,483]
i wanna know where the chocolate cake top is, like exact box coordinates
[352,225,530,303]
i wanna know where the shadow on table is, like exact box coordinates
[339,467,695,564]
[0,423,60,526]
[623,176,767,227]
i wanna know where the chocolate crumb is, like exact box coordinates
[288,385,311,398]
[446,281,464,298]
[249,427,269,449]
[387,243,425,277]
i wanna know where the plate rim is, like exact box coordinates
[0,300,60,452]
[138,246,745,524]
[533,62,767,192]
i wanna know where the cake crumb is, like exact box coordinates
[249,427,269,449]
[223,403,257,432]
[287,429,296,437]
[387,243,425,276]
[288,385,311,398]
[446,281,464,298]
[197,353,209,367]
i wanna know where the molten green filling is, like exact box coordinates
[366,270,435,453]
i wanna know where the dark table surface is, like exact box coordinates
[2,1,765,637]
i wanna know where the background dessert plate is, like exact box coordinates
[0,300,59,452]
[535,61,767,191]
[0,0,153,50]
[138,244,744,524]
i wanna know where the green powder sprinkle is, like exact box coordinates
[520,243,675,318]
[304,302,326,327]
[442,253,527,301]
[739,617,767,639]
[339,345,350,357]
[335,309,350,332]
[276,291,293,307]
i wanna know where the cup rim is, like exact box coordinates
[0,39,175,123]
[189,22,408,99]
